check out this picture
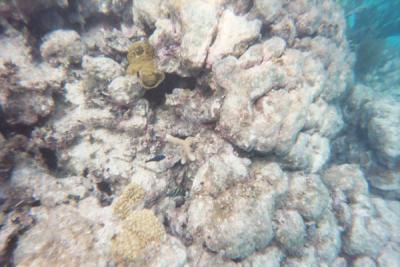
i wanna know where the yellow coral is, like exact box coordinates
[113,183,145,219]
[127,41,165,89]
[112,209,165,262]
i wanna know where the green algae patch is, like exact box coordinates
[127,41,165,89]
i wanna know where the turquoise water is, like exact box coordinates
[341,0,400,79]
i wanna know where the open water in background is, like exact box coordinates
[341,0,400,80]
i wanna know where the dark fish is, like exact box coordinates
[145,154,166,163]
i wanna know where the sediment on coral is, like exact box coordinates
[0,0,399,266]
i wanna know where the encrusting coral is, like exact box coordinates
[112,182,145,220]
[126,40,165,89]
[111,209,165,263]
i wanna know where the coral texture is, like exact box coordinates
[0,0,399,266]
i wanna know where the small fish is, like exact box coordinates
[145,154,166,163]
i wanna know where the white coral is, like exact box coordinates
[165,134,197,164]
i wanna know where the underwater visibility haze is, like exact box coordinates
[0,0,399,266]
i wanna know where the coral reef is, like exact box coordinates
[0,0,399,266]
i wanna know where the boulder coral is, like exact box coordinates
[0,0,399,266]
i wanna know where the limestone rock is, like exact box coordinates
[178,0,221,71]
[253,0,282,24]
[245,246,284,267]
[191,152,251,197]
[206,9,261,66]
[188,180,275,260]
[285,172,330,221]
[40,30,86,66]
[107,76,144,106]
[353,256,377,267]
[14,202,115,267]
[273,209,306,256]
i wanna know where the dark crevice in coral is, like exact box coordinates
[260,23,272,39]
[96,181,113,196]
[0,197,6,207]
[144,74,196,106]
[0,92,59,139]
[0,106,9,138]
[6,3,123,59]
[23,7,79,60]
[0,115,48,139]
[39,147,58,172]
[82,167,89,177]
[0,23,6,35]
[232,257,244,263]
[162,216,171,229]
[0,233,18,267]
[141,22,156,37]
[227,139,272,160]
[25,7,66,38]
[243,0,254,14]
[0,123,35,139]
[83,13,122,32]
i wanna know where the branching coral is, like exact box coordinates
[165,134,197,164]
[126,40,165,89]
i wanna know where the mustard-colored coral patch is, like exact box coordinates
[113,182,145,219]
[127,41,165,89]
[111,209,165,262]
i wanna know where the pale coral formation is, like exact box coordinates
[0,28,65,126]
[107,76,144,106]
[285,172,330,221]
[165,134,197,164]
[188,180,275,260]
[13,200,115,267]
[0,0,399,266]
[40,29,86,66]
[82,55,123,81]
[274,209,306,256]
[206,9,261,66]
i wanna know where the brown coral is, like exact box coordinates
[126,41,165,89]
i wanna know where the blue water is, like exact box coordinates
[342,0,400,78]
